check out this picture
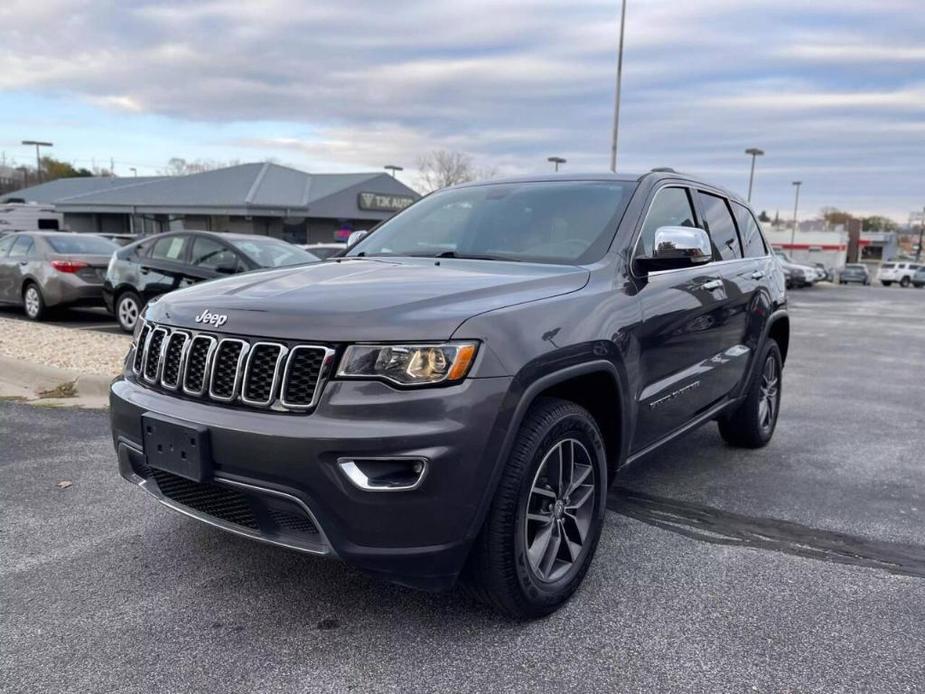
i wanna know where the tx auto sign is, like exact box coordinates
[357,192,416,212]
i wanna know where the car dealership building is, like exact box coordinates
[2,163,420,244]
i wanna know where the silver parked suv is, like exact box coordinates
[0,232,118,320]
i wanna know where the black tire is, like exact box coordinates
[882,281,892,287]
[464,397,608,619]
[22,282,47,321]
[116,291,143,333]
[718,340,782,449]
[900,276,911,288]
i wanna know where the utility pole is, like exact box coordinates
[609,0,627,172]
[790,181,802,251]
[745,148,764,202]
[21,140,53,183]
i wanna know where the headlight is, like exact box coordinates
[337,342,478,386]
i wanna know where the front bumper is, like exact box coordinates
[110,373,513,590]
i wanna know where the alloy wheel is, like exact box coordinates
[523,438,596,582]
[757,355,779,433]
[119,297,139,330]
[24,287,40,318]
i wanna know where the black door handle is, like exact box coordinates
[19,261,27,266]
[140,267,150,275]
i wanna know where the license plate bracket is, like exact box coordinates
[142,412,212,482]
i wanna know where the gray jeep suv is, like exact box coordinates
[110,171,788,618]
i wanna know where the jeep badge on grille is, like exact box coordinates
[195,310,228,328]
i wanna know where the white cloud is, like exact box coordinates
[0,0,923,219]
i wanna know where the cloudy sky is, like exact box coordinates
[1,0,922,222]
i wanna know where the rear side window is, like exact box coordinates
[731,202,767,258]
[637,187,697,257]
[697,192,741,261]
[9,236,35,258]
[881,263,895,269]
[191,236,243,271]
[150,235,188,262]
[0,235,15,256]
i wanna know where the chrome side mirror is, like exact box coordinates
[346,230,369,247]
[637,226,712,272]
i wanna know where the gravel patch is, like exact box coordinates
[0,317,130,376]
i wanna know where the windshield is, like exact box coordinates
[228,238,319,267]
[45,235,119,254]
[347,180,634,264]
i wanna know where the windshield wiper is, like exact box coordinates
[429,251,521,262]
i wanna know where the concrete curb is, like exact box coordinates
[0,355,114,404]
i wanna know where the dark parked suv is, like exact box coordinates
[104,231,319,332]
[110,171,788,617]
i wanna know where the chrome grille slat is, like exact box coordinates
[160,331,190,390]
[133,322,331,412]
[143,327,168,383]
[132,322,151,375]
[241,342,288,407]
[208,339,250,402]
[280,346,334,410]
[182,335,217,396]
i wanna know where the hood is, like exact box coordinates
[146,257,589,341]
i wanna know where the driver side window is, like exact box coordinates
[637,187,696,257]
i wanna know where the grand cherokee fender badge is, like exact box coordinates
[194,310,228,328]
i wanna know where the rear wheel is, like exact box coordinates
[882,281,892,287]
[22,283,46,321]
[718,340,782,448]
[116,291,142,333]
[464,397,607,619]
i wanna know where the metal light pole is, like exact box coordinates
[548,156,567,172]
[21,140,53,183]
[790,181,802,250]
[745,148,764,202]
[384,164,403,178]
[129,167,138,177]
[609,0,627,172]
[917,206,925,262]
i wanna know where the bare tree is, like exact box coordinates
[416,150,497,193]
[160,158,243,176]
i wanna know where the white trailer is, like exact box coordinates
[0,203,65,233]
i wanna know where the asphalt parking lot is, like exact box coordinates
[1,284,923,693]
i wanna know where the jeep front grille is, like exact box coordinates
[132,321,333,412]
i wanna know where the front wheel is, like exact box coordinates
[900,276,911,288]
[464,397,607,619]
[718,340,782,448]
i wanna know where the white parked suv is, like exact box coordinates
[878,262,922,287]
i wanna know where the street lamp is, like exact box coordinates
[547,156,567,172]
[609,0,627,172]
[384,164,403,178]
[21,140,53,183]
[129,167,138,177]
[745,148,764,202]
[790,181,802,251]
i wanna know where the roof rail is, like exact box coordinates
[650,167,676,173]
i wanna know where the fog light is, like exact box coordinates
[337,457,428,492]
